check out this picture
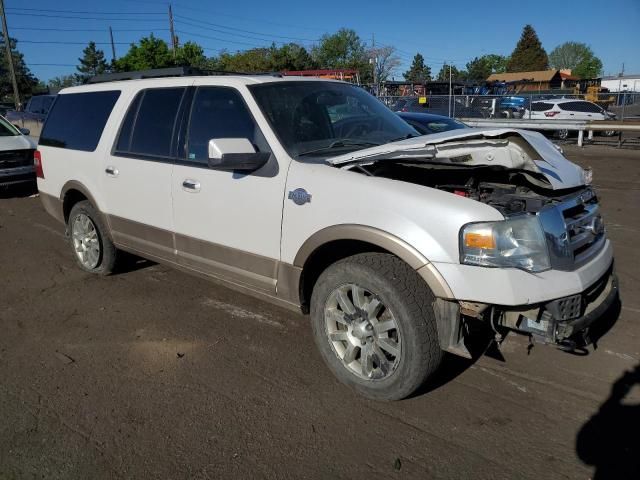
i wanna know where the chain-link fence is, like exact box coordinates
[378,92,640,122]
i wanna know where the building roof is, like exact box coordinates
[487,70,560,82]
[601,74,640,80]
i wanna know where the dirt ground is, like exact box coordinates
[1,144,639,479]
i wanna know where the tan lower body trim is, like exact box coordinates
[40,192,65,224]
[416,263,455,299]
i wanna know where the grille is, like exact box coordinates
[539,188,606,271]
[0,149,34,169]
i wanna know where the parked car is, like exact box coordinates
[36,73,617,400]
[524,99,618,139]
[0,115,36,189]
[5,94,56,138]
[397,112,468,134]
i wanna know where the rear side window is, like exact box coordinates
[40,91,121,151]
[530,102,553,111]
[559,101,601,113]
[115,88,186,158]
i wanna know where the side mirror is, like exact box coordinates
[207,138,270,172]
[19,127,30,136]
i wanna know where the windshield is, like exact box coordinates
[249,81,418,158]
[0,116,20,137]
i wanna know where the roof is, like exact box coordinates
[487,70,560,82]
[601,74,640,80]
[559,72,579,80]
[60,75,338,94]
[531,98,592,104]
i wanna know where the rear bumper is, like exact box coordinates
[0,165,35,186]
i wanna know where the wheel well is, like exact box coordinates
[299,240,387,310]
[62,189,87,223]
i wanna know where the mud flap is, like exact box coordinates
[433,299,472,359]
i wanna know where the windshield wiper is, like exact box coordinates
[389,133,418,143]
[297,140,381,157]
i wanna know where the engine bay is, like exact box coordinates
[355,162,586,215]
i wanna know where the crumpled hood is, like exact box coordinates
[328,128,585,189]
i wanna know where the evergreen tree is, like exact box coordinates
[403,53,431,83]
[435,63,463,81]
[0,33,39,103]
[507,25,548,72]
[77,41,109,78]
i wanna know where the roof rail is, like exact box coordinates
[88,67,283,84]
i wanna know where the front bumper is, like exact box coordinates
[0,165,36,187]
[502,264,618,345]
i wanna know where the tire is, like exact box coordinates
[67,200,118,275]
[601,130,616,137]
[310,253,443,401]
[556,129,569,140]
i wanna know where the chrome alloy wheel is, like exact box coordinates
[324,283,401,380]
[71,213,100,269]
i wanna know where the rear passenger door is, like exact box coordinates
[102,85,190,260]
[171,85,287,295]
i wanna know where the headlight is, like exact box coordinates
[582,167,593,185]
[460,215,550,272]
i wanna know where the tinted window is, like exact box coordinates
[531,102,553,111]
[28,96,42,113]
[186,87,268,163]
[116,88,185,158]
[559,101,601,113]
[40,91,121,151]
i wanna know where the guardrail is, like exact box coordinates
[458,118,640,147]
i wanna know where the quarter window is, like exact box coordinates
[185,87,269,164]
[39,91,121,151]
[530,102,553,112]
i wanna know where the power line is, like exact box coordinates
[5,12,166,22]
[19,40,133,45]
[174,14,319,42]
[10,27,162,32]
[175,30,272,48]
[5,7,164,15]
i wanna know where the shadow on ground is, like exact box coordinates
[576,362,640,479]
[0,182,37,199]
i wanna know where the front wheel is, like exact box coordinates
[310,253,443,401]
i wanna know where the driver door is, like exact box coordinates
[171,84,288,295]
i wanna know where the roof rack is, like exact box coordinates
[88,67,283,84]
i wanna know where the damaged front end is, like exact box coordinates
[329,128,616,355]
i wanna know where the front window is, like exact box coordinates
[249,81,418,158]
[0,116,20,136]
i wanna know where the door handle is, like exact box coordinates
[182,179,201,192]
[105,166,119,177]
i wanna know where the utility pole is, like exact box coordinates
[168,4,177,59]
[109,26,116,62]
[448,62,453,117]
[0,0,21,110]
[371,33,377,96]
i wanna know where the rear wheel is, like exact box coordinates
[68,200,117,275]
[556,129,570,140]
[310,253,443,401]
[601,130,616,137]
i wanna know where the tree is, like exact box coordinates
[77,41,109,79]
[369,46,401,83]
[0,33,39,103]
[548,42,602,78]
[312,29,368,75]
[269,43,316,71]
[435,63,463,82]
[403,53,431,83]
[48,75,81,90]
[175,41,207,68]
[507,25,548,72]
[465,54,508,82]
[113,34,173,72]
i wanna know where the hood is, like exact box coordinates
[327,128,585,190]
[0,134,36,151]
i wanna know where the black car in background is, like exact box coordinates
[396,112,468,135]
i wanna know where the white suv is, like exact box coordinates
[525,99,617,138]
[36,71,617,400]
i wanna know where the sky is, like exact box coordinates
[5,0,640,82]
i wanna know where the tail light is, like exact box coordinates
[34,150,44,178]
[544,111,560,117]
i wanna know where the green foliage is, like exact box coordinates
[311,28,369,79]
[507,25,548,72]
[465,54,508,81]
[0,34,39,103]
[268,43,316,71]
[175,41,207,68]
[77,41,109,79]
[48,74,82,90]
[403,53,431,83]
[435,63,463,82]
[548,42,602,78]
[113,34,173,72]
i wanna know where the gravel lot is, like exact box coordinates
[1,144,639,479]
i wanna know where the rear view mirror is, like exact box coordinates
[207,138,270,172]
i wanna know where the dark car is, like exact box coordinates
[397,112,468,135]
